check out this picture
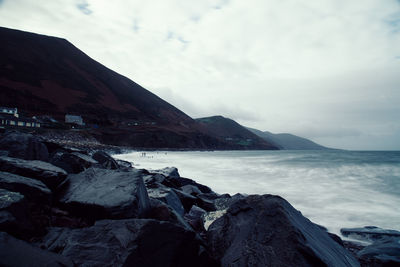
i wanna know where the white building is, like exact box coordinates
[65,114,85,126]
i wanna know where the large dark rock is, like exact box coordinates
[207,194,359,267]
[0,171,51,203]
[341,226,400,242]
[92,151,119,169]
[58,167,150,219]
[147,185,185,216]
[357,237,400,266]
[0,131,49,161]
[184,205,207,232]
[150,167,180,179]
[50,151,98,174]
[0,232,73,267]
[172,188,198,212]
[0,156,67,190]
[41,218,211,267]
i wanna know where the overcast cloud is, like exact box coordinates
[1,0,400,150]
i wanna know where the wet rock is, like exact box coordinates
[150,167,180,178]
[50,151,98,173]
[59,168,150,219]
[0,131,49,161]
[0,189,33,239]
[184,205,206,232]
[357,237,400,266]
[207,194,359,267]
[174,177,213,194]
[115,159,133,169]
[195,194,217,212]
[41,218,207,267]
[0,171,51,203]
[0,156,67,191]
[147,185,185,216]
[181,184,202,196]
[341,226,400,243]
[92,151,119,169]
[214,193,245,210]
[0,232,73,267]
[172,188,197,213]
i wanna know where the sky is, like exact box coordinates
[1,0,400,150]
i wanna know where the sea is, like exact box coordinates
[114,150,400,237]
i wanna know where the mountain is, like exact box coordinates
[247,128,329,150]
[0,26,277,150]
[196,116,278,150]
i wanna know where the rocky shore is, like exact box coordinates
[0,130,399,266]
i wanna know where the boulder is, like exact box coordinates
[184,205,207,232]
[41,218,211,267]
[181,184,202,196]
[92,151,119,169]
[0,156,67,191]
[147,185,185,216]
[0,171,51,203]
[0,189,33,239]
[58,168,150,219]
[116,159,133,169]
[341,226,400,242]
[207,194,359,267]
[0,232,74,267]
[0,131,49,161]
[150,167,180,179]
[357,237,400,266]
[172,176,213,194]
[172,188,197,212]
[50,151,98,173]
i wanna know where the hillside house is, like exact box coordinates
[0,107,41,128]
[65,114,85,126]
[0,107,18,117]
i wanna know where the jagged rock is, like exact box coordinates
[172,188,197,212]
[0,189,33,239]
[184,205,207,232]
[357,237,400,266]
[150,167,180,178]
[50,151,98,173]
[172,176,213,194]
[0,156,67,190]
[341,226,400,242]
[0,232,74,267]
[116,159,133,169]
[147,185,185,216]
[207,194,359,267]
[0,131,49,161]
[181,184,202,196]
[59,168,150,219]
[92,151,119,169]
[0,171,51,203]
[195,194,217,212]
[214,193,245,210]
[41,219,209,267]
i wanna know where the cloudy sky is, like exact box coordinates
[1,0,400,150]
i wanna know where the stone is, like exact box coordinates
[341,226,400,242]
[50,151,98,173]
[116,159,133,169]
[150,167,180,178]
[172,188,197,213]
[147,185,185,216]
[181,184,202,196]
[0,131,49,161]
[0,156,67,191]
[184,205,207,232]
[0,232,74,267]
[207,194,359,267]
[0,171,51,203]
[92,151,119,169]
[357,237,400,266]
[59,168,150,219]
[41,218,209,267]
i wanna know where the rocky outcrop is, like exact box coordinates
[50,151,98,174]
[0,156,67,190]
[40,219,212,267]
[341,226,400,242]
[58,167,150,219]
[92,151,119,169]
[207,195,360,267]
[0,232,74,267]
[0,131,49,161]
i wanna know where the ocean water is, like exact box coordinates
[114,150,400,237]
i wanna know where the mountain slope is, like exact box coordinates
[196,116,278,150]
[248,128,329,150]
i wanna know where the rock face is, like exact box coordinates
[341,226,400,242]
[0,131,49,161]
[0,232,74,267]
[92,151,119,169]
[41,219,207,267]
[59,167,150,219]
[0,156,67,190]
[0,171,51,203]
[50,151,97,174]
[207,195,359,267]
